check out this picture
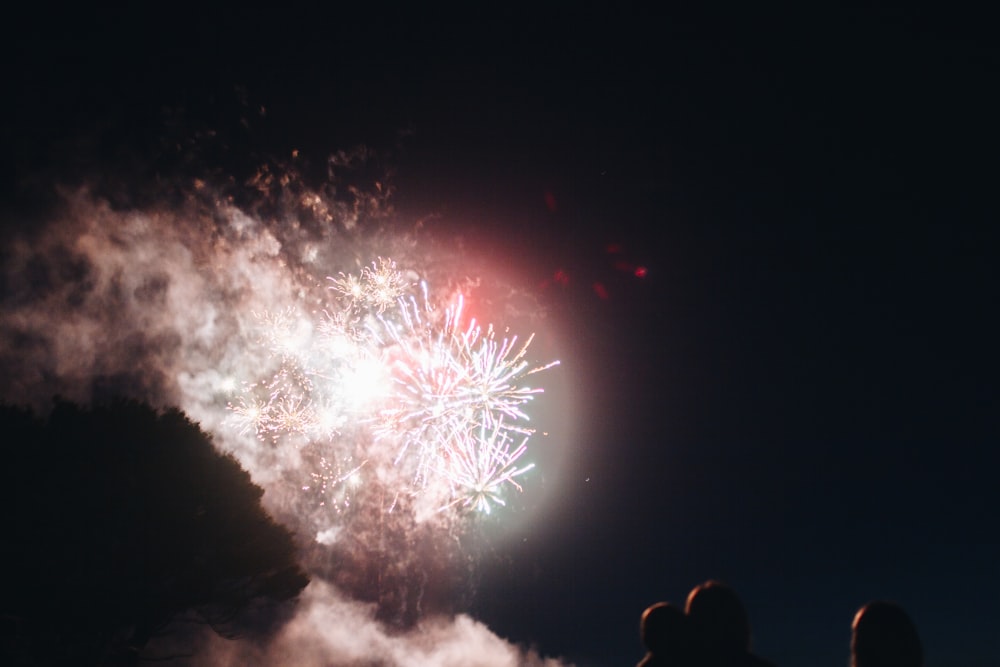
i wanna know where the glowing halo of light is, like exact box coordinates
[227,257,560,524]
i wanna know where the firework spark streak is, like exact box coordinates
[231,258,559,518]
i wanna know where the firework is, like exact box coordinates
[327,257,410,313]
[436,420,535,515]
[229,258,558,517]
[303,454,367,513]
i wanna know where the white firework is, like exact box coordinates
[229,258,558,517]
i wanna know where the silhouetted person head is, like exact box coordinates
[851,601,923,667]
[685,580,751,656]
[639,601,691,665]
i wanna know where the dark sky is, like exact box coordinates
[5,5,999,666]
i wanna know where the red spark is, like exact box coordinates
[544,191,558,212]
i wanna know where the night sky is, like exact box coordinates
[4,5,999,667]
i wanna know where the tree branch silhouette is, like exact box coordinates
[0,399,308,667]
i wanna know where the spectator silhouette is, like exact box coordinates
[851,601,923,667]
[685,580,775,667]
[637,602,692,667]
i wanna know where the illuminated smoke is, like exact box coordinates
[0,152,571,665]
[151,581,567,667]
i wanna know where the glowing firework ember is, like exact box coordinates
[231,257,559,517]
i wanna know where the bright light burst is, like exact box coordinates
[229,257,559,518]
[437,420,535,515]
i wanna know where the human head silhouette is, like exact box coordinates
[851,601,923,667]
[685,580,751,656]
[641,601,688,656]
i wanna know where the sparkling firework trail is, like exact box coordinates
[436,420,535,515]
[230,257,559,517]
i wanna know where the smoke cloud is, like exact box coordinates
[161,580,565,667]
[0,152,572,665]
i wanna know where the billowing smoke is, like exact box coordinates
[148,581,565,667]
[0,150,572,665]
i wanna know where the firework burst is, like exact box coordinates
[229,258,558,519]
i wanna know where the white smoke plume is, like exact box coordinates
[0,151,572,665]
[153,581,566,667]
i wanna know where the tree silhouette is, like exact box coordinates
[0,400,309,666]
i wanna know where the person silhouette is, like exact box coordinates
[638,601,692,667]
[850,601,923,667]
[684,580,775,667]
